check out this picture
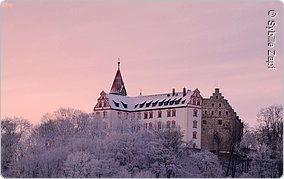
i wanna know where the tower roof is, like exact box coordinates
[110,60,127,96]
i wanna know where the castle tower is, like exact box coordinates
[110,59,127,96]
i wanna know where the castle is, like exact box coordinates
[93,62,243,152]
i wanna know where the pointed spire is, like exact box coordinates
[110,59,127,96]
[118,58,120,70]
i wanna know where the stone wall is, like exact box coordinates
[201,88,243,152]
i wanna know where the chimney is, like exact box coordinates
[183,88,186,96]
[172,88,175,96]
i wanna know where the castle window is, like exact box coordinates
[144,112,148,119]
[204,111,207,115]
[167,110,171,117]
[117,112,121,119]
[166,121,171,128]
[103,101,107,107]
[149,122,153,129]
[144,123,148,129]
[103,111,107,118]
[197,99,200,105]
[158,121,162,130]
[149,111,153,119]
[219,111,222,116]
[212,103,214,107]
[211,111,214,115]
[218,119,222,125]
[193,120,198,128]
[158,111,162,118]
[193,143,196,148]
[226,111,228,116]
[216,95,218,99]
[172,120,176,128]
[203,120,207,124]
[125,112,128,119]
[98,101,102,107]
[193,98,196,105]
[193,109,198,117]
[193,131,197,139]
[219,103,222,107]
[172,110,176,117]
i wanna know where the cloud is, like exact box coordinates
[1,1,13,9]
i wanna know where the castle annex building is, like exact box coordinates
[94,62,243,151]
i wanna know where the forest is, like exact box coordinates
[1,105,282,178]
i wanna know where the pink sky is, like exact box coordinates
[1,1,283,127]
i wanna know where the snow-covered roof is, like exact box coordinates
[104,91,193,111]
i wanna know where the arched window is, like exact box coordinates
[193,143,196,148]
[158,121,162,130]
[193,131,197,139]
[172,110,176,117]
[98,101,102,107]
[193,109,198,117]
[167,110,171,117]
[166,121,171,128]
[149,122,153,129]
[172,120,176,128]
[219,111,222,116]
[103,101,107,107]
[193,120,197,128]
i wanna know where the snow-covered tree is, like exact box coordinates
[1,117,32,177]
[178,151,224,177]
